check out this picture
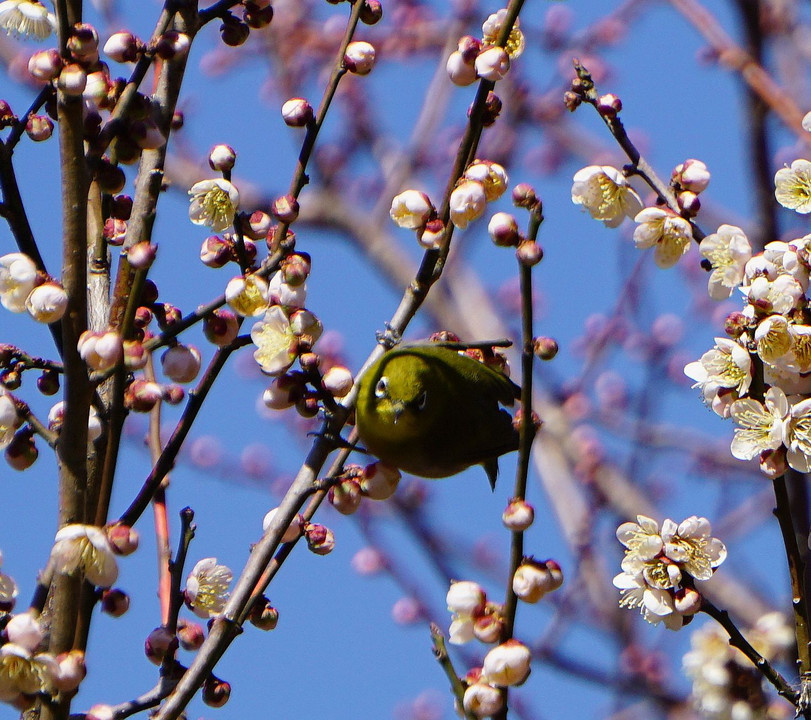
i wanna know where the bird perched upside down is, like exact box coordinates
[355,342,521,489]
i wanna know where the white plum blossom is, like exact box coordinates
[389,190,434,229]
[0,253,37,312]
[729,387,788,461]
[745,274,803,316]
[344,41,375,75]
[684,338,752,415]
[188,179,239,232]
[482,8,524,58]
[25,282,67,323]
[446,580,486,645]
[785,398,811,472]
[754,314,792,364]
[481,640,531,686]
[474,46,510,82]
[464,161,508,202]
[0,0,55,40]
[251,305,298,376]
[775,159,811,214]
[571,165,643,228]
[268,269,306,308]
[224,274,269,317]
[0,390,19,451]
[463,681,503,718]
[449,179,487,229]
[49,524,118,588]
[185,558,232,618]
[698,224,752,299]
[613,570,685,630]
[632,207,693,268]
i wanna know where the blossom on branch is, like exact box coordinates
[49,524,118,588]
[698,224,751,299]
[0,253,37,313]
[185,558,233,618]
[775,159,811,214]
[632,207,693,268]
[571,165,642,228]
[0,0,55,40]
[188,179,240,232]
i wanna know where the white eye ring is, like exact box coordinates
[375,377,389,398]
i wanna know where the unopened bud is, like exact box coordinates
[243,0,274,28]
[502,498,534,531]
[144,626,174,665]
[724,311,748,338]
[203,309,240,347]
[344,41,376,75]
[516,240,543,266]
[58,64,88,96]
[271,194,300,223]
[281,98,314,127]
[280,252,311,285]
[248,596,279,630]
[209,144,236,172]
[219,16,250,47]
[596,93,622,117]
[360,462,401,500]
[177,619,205,650]
[488,212,520,247]
[304,523,335,555]
[202,676,231,707]
[322,365,353,398]
[26,114,53,142]
[127,241,157,269]
[512,183,539,209]
[28,49,62,81]
[106,524,139,555]
[677,190,700,217]
[533,336,558,360]
[101,588,130,617]
[103,31,142,63]
[155,30,191,59]
[328,478,362,515]
[5,431,37,471]
[359,0,383,24]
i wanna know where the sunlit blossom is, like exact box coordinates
[632,207,693,268]
[251,305,299,376]
[729,387,788,461]
[0,253,37,313]
[49,524,118,588]
[0,643,57,702]
[482,8,524,58]
[698,224,751,299]
[745,274,803,316]
[775,158,811,214]
[481,640,531,686]
[188,179,239,232]
[185,557,232,618]
[785,398,811,473]
[684,338,752,413]
[571,165,643,228]
[224,274,269,317]
[0,0,55,40]
[754,315,792,364]
[389,190,434,230]
[659,516,727,581]
[613,570,685,630]
[449,179,487,229]
[0,390,19,451]
[464,161,509,202]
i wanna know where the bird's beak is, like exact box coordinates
[392,401,404,425]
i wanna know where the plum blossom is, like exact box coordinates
[775,159,811,214]
[481,640,531,686]
[571,166,643,228]
[224,274,269,317]
[698,224,752,299]
[49,524,118,588]
[464,161,508,201]
[684,338,752,415]
[0,0,55,40]
[389,190,434,230]
[446,580,486,645]
[0,253,37,312]
[251,305,299,376]
[729,387,788,461]
[632,207,693,268]
[754,315,792,365]
[482,8,524,58]
[185,558,232,618]
[785,398,811,472]
[449,179,487,229]
[0,390,19,451]
[188,179,239,232]
[745,274,803,316]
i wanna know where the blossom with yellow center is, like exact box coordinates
[188,178,239,232]
[633,207,693,268]
[698,224,752,299]
[251,305,298,376]
[224,274,269,317]
[0,0,55,40]
[185,557,232,618]
[754,315,792,364]
[481,9,524,59]
[775,159,811,214]
[49,524,118,588]
[571,165,643,228]
[729,387,788,461]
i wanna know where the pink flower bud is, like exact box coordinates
[446,50,477,86]
[204,309,240,347]
[533,337,558,360]
[475,47,510,81]
[26,282,67,323]
[328,478,362,515]
[177,619,205,650]
[101,588,130,617]
[502,498,534,531]
[359,0,383,25]
[203,677,231,708]
[26,114,53,142]
[304,523,335,555]
[155,30,190,60]
[161,344,202,384]
[68,24,99,62]
[103,217,127,246]
[596,93,622,117]
[672,158,710,193]
[200,235,231,268]
[124,340,149,370]
[516,240,543,266]
[463,682,503,718]
[458,35,482,62]
[144,626,174,665]
[5,430,38,471]
[58,63,87,96]
[103,31,142,63]
[281,98,314,127]
[162,384,185,405]
[209,144,236,171]
[106,524,139,555]
[677,190,700,217]
[360,462,401,500]
[6,612,44,652]
[351,547,386,575]
[482,639,532,686]
[28,49,62,81]
[245,210,272,239]
[446,580,486,616]
[472,610,503,644]
[280,252,311,286]
[391,596,422,625]
[126,241,157,269]
[488,212,520,247]
[344,41,376,75]
[271,194,300,223]
[248,597,279,631]
[512,559,562,603]
[674,587,702,615]
[54,650,86,692]
[262,508,303,542]
[417,218,445,249]
[125,379,163,412]
[322,365,353,398]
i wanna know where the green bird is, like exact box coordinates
[355,342,521,489]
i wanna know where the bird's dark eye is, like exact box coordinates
[416,390,427,410]
[375,377,389,398]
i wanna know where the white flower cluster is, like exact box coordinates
[613,515,726,630]
[0,253,67,323]
[684,223,811,474]
[683,613,793,719]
